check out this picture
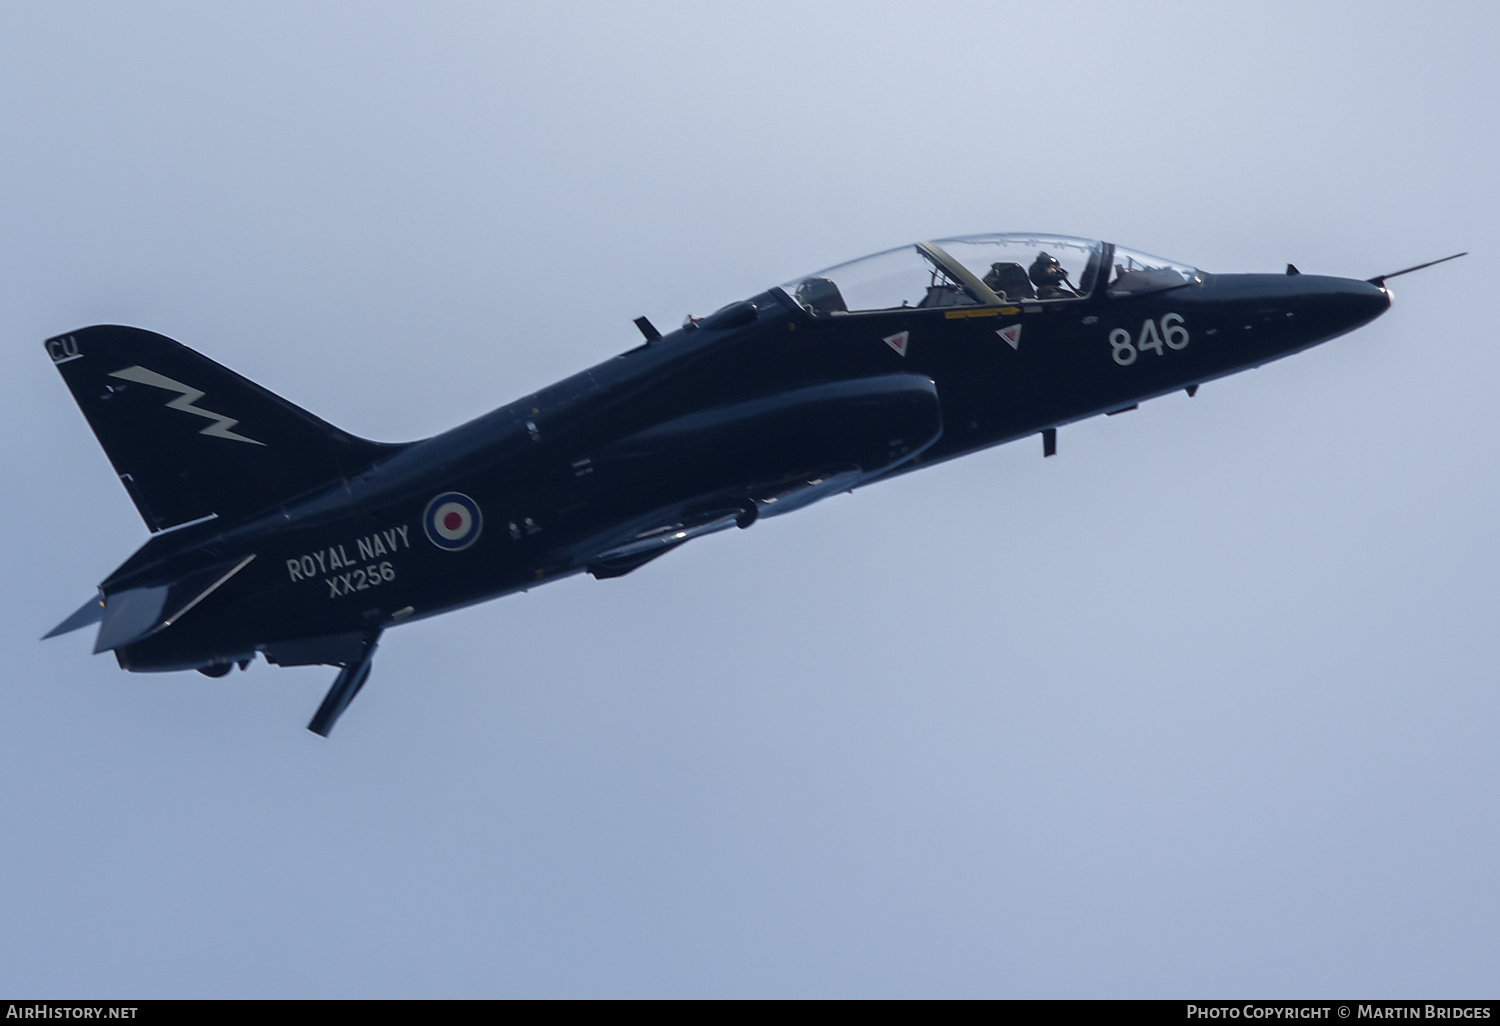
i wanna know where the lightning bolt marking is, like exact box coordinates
[107,365,266,446]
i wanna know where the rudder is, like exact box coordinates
[46,325,405,532]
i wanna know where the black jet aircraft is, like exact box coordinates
[43,234,1462,735]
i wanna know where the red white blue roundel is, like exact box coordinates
[423,492,483,551]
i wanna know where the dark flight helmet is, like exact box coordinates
[1029,252,1066,290]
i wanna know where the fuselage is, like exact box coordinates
[95,240,1390,675]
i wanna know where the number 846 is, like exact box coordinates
[1109,313,1188,366]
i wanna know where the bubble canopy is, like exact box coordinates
[779,234,1200,315]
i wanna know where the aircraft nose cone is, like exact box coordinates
[1348,278,1391,328]
[1355,277,1393,316]
[1302,275,1391,338]
[1187,273,1392,351]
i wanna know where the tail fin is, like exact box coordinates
[46,325,406,532]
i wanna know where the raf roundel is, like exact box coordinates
[423,492,483,551]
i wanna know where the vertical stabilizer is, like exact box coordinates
[46,325,407,531]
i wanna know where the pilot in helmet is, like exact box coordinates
[1029,252,1078,300]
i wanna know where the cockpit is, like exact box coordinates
[779,234,1201,316]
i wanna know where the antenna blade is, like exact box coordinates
[633,316,662,342]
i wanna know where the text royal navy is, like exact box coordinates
[286,524,411,598]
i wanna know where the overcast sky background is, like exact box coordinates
[1,1,1495,998]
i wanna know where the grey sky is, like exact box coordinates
[1,0,1495,997]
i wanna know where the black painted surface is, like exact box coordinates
[43,239,1392,731]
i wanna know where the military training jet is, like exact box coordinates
[42,234,1462,735]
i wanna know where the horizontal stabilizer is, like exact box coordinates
[92,554,257,653]
[93,585,169,652]
[43,596,105,639]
